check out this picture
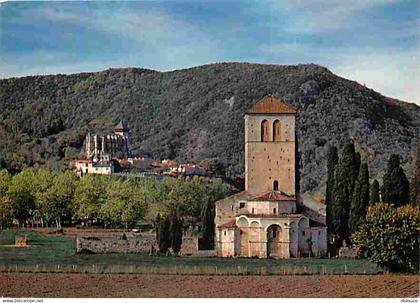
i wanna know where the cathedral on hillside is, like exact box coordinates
[84,120,130,162]
[215,96,327,258]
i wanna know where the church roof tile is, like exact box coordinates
[245,95,296,114]
[217,219,237,228]
[250,191,296,201]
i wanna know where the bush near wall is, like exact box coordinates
[352,202,420,272]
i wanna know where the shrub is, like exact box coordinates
[352,202,420,272]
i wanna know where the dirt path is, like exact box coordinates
[0,273,418,298]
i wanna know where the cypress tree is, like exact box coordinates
[325,145,338,236]
[370,179,380,204]
[349,163,370,234]
[201,199,215,249]
[158,216,171,253]
[355,152,361,177]
[155,213,162,240]
[381,154,410,206]
[333,143,359,242]
[170,215,182,255]
[409,142,420,206]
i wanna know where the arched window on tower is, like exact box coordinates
[273,120,281,141]
[273,180,279,191]
[261,120,269,142]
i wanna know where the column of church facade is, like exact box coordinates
[93,135,98,161]
[101,136,106,160]
[85,133,91,158]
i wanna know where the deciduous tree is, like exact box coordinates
[7,169,37,227]
[72,175,107,223]
[0,169,12,229]
[352,203,420,272]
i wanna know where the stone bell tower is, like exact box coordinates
[244,95,297,196]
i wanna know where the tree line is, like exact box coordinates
[0,168,232,242]
[326,142,420,271]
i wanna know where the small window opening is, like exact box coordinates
[273,180,279,191]
[273,120,281,141]
[252,208,255,214]
[261,120,269,142]
[273,208,277,214]
[239,202,246,209]
[240,230,243,235]
[224,231,226,236]
[302,231,305,236]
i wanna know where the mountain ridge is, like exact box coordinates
[0,62,418,197]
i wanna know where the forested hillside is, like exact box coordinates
[0,63,419,196]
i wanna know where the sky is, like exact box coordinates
[0,0,419,104]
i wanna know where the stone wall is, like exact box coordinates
[245,114,296,196]
[76,234,156,254]
[179,236,198,256]
[196,250,217,257]
[179,234,217,257]
[338,246,358,258]
[215,191,251,227]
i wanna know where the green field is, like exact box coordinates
[0,229,381,275]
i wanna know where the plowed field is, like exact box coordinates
[1,273,418,298]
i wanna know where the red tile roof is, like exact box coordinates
[251,191,296,201]
[72,159,92,164]
[217,219,237,228]
[245,95,297,114]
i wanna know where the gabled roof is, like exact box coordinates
[250,191,296,202]
[245,95,296,114]
[114,120,128,131]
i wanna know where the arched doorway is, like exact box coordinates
[266,224,281,257]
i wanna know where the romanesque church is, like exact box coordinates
[215,96,327,258]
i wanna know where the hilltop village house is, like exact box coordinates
[70,121,214,178]
[215,96,327,258]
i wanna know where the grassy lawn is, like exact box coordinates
[0,229,381,275]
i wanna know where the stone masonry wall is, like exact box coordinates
[245,114,296,196]
[76,234,157,254]
[179,236,198,256]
